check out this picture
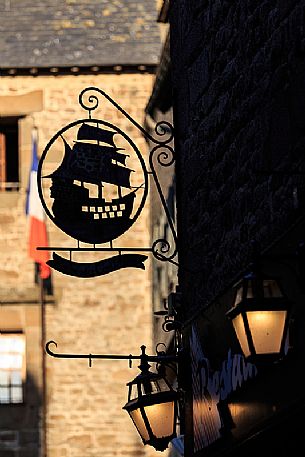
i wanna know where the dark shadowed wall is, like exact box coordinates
[170,0,305,319]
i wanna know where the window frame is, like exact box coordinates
[0,117,20,192]
[0,332,26,405]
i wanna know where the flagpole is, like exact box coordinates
[39,269,47,457]
[27,126,49,457]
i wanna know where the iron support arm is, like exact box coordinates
[46,340,178,367]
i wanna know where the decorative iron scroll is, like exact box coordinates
[37,87,178,277]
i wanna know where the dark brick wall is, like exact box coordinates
[170,0,305,319]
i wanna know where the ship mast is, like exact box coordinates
[96,122,104,200]
[117,172,122,199]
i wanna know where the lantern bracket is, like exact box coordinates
[46,341,184,453]
[46,340,179,368]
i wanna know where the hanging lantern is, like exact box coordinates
[123,346,178,451]
[226,271,291,361]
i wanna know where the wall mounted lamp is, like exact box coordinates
[123,345,178,451]
[226,270,291,362]
[46,341,182,451]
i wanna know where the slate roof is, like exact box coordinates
[0,0,161,69]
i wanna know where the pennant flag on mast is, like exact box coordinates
[26,128,51,280]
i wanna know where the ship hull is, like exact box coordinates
[51,181,136,244]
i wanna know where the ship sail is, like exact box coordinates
[46,123,133,189]
[71,141,132,187]
[77,123,116,146]
[45,136,73,179]
[72,143,128,167]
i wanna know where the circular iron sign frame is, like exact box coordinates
[38,118,148,245]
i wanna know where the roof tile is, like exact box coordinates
[0,0,161,68]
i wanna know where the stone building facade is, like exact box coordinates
[0,2,164,457]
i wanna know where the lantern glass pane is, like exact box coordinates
[144,401,175,438]
[234,286,243,306]
[130,408,150,441]
[155,378,171,392]
[246,310,287,354]
[141,380,161,396]
[263,280,282,298]
[246,285,253,299]
[232,314,251,357]
[130,384,139,401]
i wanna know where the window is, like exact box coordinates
[0,117,20,191]
[0,334,25,404]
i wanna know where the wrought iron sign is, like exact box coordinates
[37,87,177,277]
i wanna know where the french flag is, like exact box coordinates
[26,129,51,279]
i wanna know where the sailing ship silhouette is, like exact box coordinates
[46,122,138,244]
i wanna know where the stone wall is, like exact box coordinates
[170,0,305,319]
[0,73,160,457]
